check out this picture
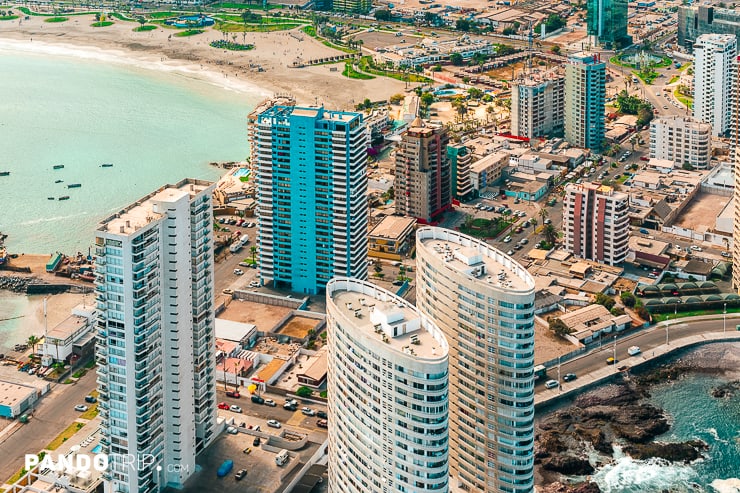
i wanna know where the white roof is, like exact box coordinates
[215,318,256,343]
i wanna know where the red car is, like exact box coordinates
[316,419,328,429]
[218,402,230,410]
[640,156,649,161]
[226,391,241,398]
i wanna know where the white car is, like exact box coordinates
[249,281,260,288]
[503,236,512,243]
[301,407,316,416]
[74,405,89,412]
[690,245,702,251]
[230,405,243,413]
[233,268,244,275]
[544,379,559,389]
[264,399,277,407]
[628,346,641,356]
[226,426,238,435]
[267,420,282,428]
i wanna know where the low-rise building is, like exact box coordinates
[555,303,632,345]
[40,305,96,365]
[367,215,417,260]
[469,151,508,193]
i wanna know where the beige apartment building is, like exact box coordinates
[649,116,712,169]
[415,227,536,493]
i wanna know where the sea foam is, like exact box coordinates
[711,478,740,493]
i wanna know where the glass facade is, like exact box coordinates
[587,0,632,49]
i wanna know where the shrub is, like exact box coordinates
[620,292,636,308]
[296,386,313,398]
[595,293,616,311]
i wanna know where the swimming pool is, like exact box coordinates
[435,88,464,97]
[233,168,250,179]
[91,444,102,454]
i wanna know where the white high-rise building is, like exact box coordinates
[563,183,630,265]
[693,33,737,136]
[511,71,565,139]
[94,179,218,493]
[326,278,450,493]
[250,105,368,295]
[564,52,606,151]
[415,228,536,493]
[649,116,712,169]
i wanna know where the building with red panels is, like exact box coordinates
[563,183,630,265]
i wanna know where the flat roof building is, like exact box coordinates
[367,215,417,260]
[415,227,536,493]
[327,278,449,493]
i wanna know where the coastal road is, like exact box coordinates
[536,316,740,395]
[0,370,97,481]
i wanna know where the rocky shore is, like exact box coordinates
[534,344,740,492]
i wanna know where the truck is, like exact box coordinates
[275,449,289,466]
[534,365,547,381]
[239,234,249,246]
[217,460,234,477]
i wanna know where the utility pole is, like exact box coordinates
[724,303,727,333]
[613,335,617,371]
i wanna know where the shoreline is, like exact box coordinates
[0,12,407,108]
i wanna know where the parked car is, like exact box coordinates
[264,399,277,407]
[251,395,265,405]
[507,250,514,256]
[606,357,617,365]
[690,245,702,251]
[317,410,328,419]
[233,268,244,275]
[235,469,247,480]
[249,281,260,288]
[74,405,89,412]
[519,238,528,245]
[230,405,243,413]
[222,289,234,295]
[226,391,240,398]
[544,379,559,389]
[503,236,512,243]
[563,373,577,382]
[253,437,261,446]
[267,420,282,428]
[218,402,230,410]
[302,407,316,416]
[722,251,732,258]
[85,395,97,403]
[226,426,238,435]
[316,419,328,429]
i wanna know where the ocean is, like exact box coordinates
[0,38,264,255]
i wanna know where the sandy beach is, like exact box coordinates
[0,12,407,108]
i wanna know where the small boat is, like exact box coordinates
[55,179,63,183]
[53,164,64,170]
[67,183,82,188]
[48,197,55,200]
[101,163,114,168]
[58,196,70,201]
[0,171,9,176]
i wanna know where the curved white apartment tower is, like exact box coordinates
[326,278,450,493]
[415,227,536,493]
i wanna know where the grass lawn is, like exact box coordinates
[79,405,99,420]
[219,22,302,32]
[47,421,86,451]
[668,75,679,84]
[617,174,630,184]
[342,62,374,79]
[44,16,69,22]
[634,69,659,85]
[358,56,430,82]
[302,25,316,37]
[678,62,692,72]
[91,21,114,27]
[147,11,181,19]
[174,28,204,37]
[651,306,740,323]
[674,87,693,109]
[459,217,512,238]
[134,24,157,31]
[110,12,135,21]
[0,15,19,20]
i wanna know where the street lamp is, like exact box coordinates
[724,303,727,333]
[557,356,561,393]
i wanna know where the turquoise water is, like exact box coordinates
[591,344,740,493]
[91,444,103,454]
[0,44,259,254]
[233,168,250,178]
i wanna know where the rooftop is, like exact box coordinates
[417,227,534,292]
[470,152,509,173]
[0,381,36,409]
[98,179,212,236]
[369,215,417,240]
[328,278,448,361]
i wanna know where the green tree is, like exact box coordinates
[137,16,146,29]
[250,245,257,263]
[374,9,391,21]
[296,386,313,397]
[420,91,435,107]
[390,93,404,105]
[28,335,40,355]
[551,45,561,55]
[594,293,616,310]
[549,318,572,336]
[467,87,484,99]
[620,292,636,308]
[455,18,471,31]
[450,52,464,66]
[682,162,694,171]
[542,223,558,245]
[423,11,439,25]
[538,207,549,225]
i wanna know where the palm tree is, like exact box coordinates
[250,245,257,264]
[529,217,538,231]
[538,207,549,225]
[542,224,558,246]
[452,96,468,122]
[28,335,40,355]
[137,16,146,30]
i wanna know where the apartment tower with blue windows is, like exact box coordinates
[565,52,606,152]
[251,105,368,294]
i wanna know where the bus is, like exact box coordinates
[534,365,547,381]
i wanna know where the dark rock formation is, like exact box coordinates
[541,455,595,475]
[538,481,602,493]
[711,380,740,398]
[622,440,708,462]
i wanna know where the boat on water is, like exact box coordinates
[55,179,63,183]
[67,183,82,188]
[0,171,9,176]
[58,196,70,201]
[53,164,64,170]
[101,163,114,168]
[47,197,55,200]
[0,247,7,265]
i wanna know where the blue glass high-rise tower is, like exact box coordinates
[250,105,369,294]
[587,0,632,49]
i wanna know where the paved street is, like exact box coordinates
[0,370,97,480]
[535,314,740,401]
